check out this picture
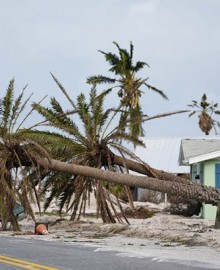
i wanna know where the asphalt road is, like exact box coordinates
[0,236,218,270]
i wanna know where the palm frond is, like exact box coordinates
[133,61,149,72]
[89,87,111,138]
[58,177,76,213]
[129,42,134,62]
[129,106,144,138]
[189,111,196,117]
[144,82,168,100]
[96,88,113,99]
[50,72,77,110]
[50,97,65,115]
[111,141,145,161]
[26,130,87,160]
[2,79,14,129]
[33,103,88,146]
[107,131,145,148]
[9,85,26,130]
[87,75,116,85]
[44,187,57,211]
[11,90,33,132]
[16,94,47,132]
[98,50,120,68]
[76,93,89,121]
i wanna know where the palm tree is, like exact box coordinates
[188,93,220,135]
[0,79,47,231]
[32,75,145,223]
[87,41,168,139]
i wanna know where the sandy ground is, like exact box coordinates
[1,201,220,268]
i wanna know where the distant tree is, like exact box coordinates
[188,93,220,135]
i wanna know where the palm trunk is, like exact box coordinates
[0,187,7,231]
[1,171,20,231]
[113,154,189,184]
[36,158,220,205]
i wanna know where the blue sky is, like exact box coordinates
[1,0,220,137]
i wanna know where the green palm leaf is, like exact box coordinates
[87,75,116,85]
[2,79,14,129]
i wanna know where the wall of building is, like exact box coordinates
[202,160,219,220]
[204,160,216,186]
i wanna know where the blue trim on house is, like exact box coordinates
[215,164,220,188]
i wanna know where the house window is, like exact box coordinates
[215,164,220,188]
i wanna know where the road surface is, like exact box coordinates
[0,236,218,269]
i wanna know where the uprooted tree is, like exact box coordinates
[1,42,220,231]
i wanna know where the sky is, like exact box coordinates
[1,0,220,138]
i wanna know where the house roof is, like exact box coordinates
[135,136,220,173]
[180,138,220,164]
[186,150,220,164]
[135,137,190,174]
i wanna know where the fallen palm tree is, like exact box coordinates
[36,157,220,206]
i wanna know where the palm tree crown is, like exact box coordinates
[32,75,145,223]
[87,41,168,139]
